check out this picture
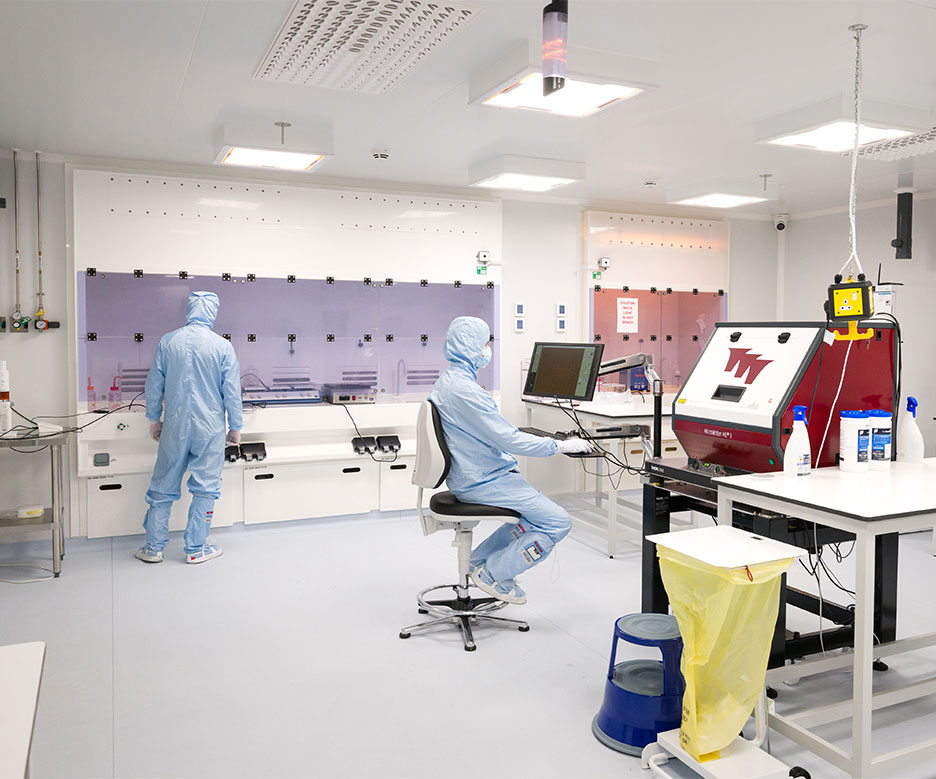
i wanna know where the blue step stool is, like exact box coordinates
[592,613,684,756]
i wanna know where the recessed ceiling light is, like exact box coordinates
[470,41,657,118]
[217,147,327,172]
[768,121,913,153]
[672,194,768,209]
[213,122,333,172]
[755,97,929,153]
[468,155,585,192]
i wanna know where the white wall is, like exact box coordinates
[0,156,72,521]
[500,200,583,494]
[782,197,935,453]
[726,218,777,321]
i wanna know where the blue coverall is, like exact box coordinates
[143,292,243,555]
[429,316,572,583]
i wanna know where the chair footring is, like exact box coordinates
[415,583,508,617]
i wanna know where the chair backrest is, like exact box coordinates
[412,399,451,489]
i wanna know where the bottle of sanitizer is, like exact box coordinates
[784,404,811,476]
[896,396,925,464]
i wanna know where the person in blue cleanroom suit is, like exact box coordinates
[135,291,243,565]
[429,316,591,604]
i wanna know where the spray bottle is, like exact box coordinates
[896,396,924,464]
[0,361,12,435]
[108,376,121,411]
[784,404,811,476]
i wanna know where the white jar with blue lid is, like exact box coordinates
[840,410,870,473]
[868,409,893,470]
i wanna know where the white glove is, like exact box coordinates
[149,421,162,442]
[226,429,242,445]
[557,437,592,454]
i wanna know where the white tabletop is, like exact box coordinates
[647,525,806,569]
[523,394,674,420]
[715,460,936,520]
[0,641,46,779]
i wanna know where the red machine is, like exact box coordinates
[672,321,897,473]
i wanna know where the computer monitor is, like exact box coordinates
[523,342,605,402]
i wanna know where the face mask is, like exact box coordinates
[477,345,492,368]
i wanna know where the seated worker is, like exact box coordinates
[429,316,591,604]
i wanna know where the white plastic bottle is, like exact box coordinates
[869,409,893,471]
[896,396,925,464]
[839,410,870,473]
[784,404,811,476]
[0,360,11,435]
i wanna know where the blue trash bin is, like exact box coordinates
[592,613,684,756]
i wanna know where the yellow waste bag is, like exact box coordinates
[657,546,794,762]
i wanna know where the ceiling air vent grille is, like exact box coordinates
[255,0,479,95]
[852,126,936,161]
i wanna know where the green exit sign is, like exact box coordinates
[476,266,487,275]
[592,271,602,280]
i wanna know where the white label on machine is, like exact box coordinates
[674,326,820,430]
[616,298,639,333]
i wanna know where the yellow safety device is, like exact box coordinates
[827,275,874,341]
[657,546,794,762]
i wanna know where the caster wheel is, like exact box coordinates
[789,768,810,779]
[399,632,411,639]
[418,608,428,614]
[766,686,778,700]
[518,625,530,632]
[873,660,889,672]
[464,645,476,652]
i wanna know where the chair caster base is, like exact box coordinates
[518,625,530,632]
[399,631,411,639]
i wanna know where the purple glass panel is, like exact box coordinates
[78,272,499,404]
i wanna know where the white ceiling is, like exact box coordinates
[1,0,935,216]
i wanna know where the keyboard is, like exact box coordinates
[519,427,583,441]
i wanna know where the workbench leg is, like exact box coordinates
[852,529,875,775]
[754,514,789,669]
[641,483,670,613]
[50,446,61,576]
[716,488,731,526]
[606,456,617,558]
[874,533,898,645]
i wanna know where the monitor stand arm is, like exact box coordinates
[598,353,664,459]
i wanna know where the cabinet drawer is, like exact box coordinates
[87,472,237,538]
[243,461,379,525]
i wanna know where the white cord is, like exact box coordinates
[840,25,866,278]
[815,339,853,467]
[550,543,562,583]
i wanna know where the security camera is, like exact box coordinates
[774,214,789,231]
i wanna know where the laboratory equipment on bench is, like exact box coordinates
[896,396,924,463]
[672,321,897,474]
[376,435,401,454]
[352,436,377,455]
[592,613,684,756]
[323,383,376,404]
[239,442,266,462]
[783,405,810,476]
[641,526,809,779]
[0,361,12,435]
[242,385,322,405]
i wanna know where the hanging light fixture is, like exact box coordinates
[542,1,568,96]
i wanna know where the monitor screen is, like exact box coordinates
[523,342,605,401]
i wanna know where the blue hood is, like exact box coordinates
[186,291,219,327]
[443,316,490,377]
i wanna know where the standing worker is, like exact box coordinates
[429,316,591,604]
[135,291,243,564]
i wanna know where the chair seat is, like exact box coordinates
[429,491,521,520]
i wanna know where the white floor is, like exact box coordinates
[1,509,936,779]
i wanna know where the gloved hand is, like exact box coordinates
[149,421,162,442]
[557,437,592,454]
[226,429,241,445]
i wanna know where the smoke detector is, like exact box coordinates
[643,179,658,188]
[372,148,390,161]
[255,0,480,95]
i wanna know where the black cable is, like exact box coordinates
[551,397,646,477]
[10,445,50,454]
[807,311,831,427]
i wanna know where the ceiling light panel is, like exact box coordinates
[468,155,585,192]
[672,194,767,209]
[255,0,479,95]
[484,73,642,118]
[472,173,575,192]
[769,121,913,153]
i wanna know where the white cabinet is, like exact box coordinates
[243,460,379,525]
[86,472,237,538]
[379,458,416,512]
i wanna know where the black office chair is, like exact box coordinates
[399,399,530,651]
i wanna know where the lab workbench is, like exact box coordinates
[523,396,685,557]
[0,429,68,576]
[715,462,936,779]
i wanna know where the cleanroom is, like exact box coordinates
[3,2,936,778]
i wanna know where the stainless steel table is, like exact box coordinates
[0,431,68,577]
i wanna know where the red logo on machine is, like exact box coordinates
[725,348,772,384]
